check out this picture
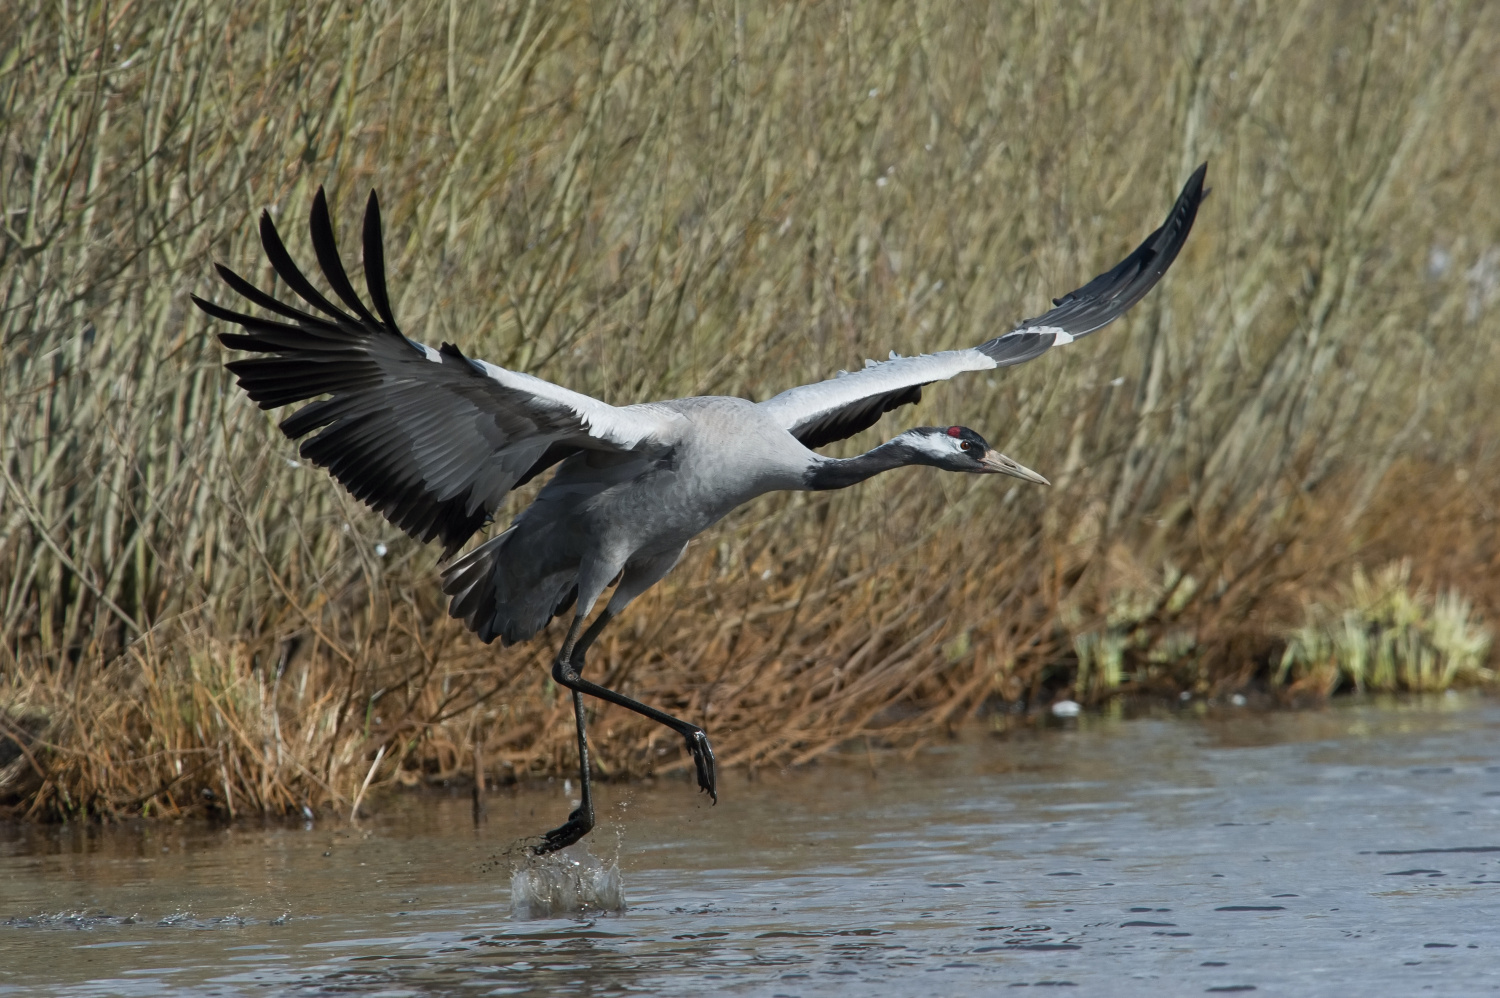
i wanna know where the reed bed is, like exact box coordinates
[2,0,1498,820]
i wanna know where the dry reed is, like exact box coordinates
[2,0,1498,820]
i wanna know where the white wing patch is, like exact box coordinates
[473,359,677,450]
[759,347,999,433]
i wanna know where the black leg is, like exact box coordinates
[550,650,716,806]
[569,607,617,679]
[535,616,594,855]
[532,610,628,854]
[534,688,596,855]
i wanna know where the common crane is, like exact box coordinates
[195,163,1207,853]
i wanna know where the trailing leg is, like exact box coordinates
[549,648,717,804]
[558,546,717,802]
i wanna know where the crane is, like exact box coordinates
[194,163,1206,853]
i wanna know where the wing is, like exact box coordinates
[194,188,676,558]
[760,162,1208,448]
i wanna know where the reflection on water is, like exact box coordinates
[2,696,1498,996]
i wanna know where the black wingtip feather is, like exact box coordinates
[259,207,351,322]
[213,262,335,329]
[194,293,274,329]
[309,187,379,325]
[362,190,401,334]
[1001,161,1208,345]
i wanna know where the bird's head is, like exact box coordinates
[897,426,1050,484]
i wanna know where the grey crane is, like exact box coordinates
[194,163,1206,853]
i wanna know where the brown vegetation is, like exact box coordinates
[2,0,1498,821]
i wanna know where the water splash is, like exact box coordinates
[510,848,625,919]
[3,910,250,930]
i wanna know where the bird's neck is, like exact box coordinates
[803,438,928,491]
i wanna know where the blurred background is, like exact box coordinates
[2,0,1496,819]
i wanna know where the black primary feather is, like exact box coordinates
[257,207,351,323]
[983,162,1208,357]
[362,190,402,333]
[309,188,379,325]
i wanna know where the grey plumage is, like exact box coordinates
[195,163,1207,852]
[442,397,807,646]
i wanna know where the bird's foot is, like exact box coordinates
[533,805,594,855]
[684,727,717,803]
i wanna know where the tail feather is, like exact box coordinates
[441,529,577,645]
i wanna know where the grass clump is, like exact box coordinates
[1278,561,1494,695]
[2,0,1499,819]
[1066,563,1202,701]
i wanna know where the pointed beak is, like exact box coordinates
[979,449,1050,485]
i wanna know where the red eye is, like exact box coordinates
[959,441,971,451]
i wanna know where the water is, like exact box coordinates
[3,696,1499,996]
[510,851,626,919]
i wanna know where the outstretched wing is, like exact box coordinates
[760,163,1208,448]
[194,188,676,558]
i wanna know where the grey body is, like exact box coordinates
[558,397,813,553]
[446,397,815,646]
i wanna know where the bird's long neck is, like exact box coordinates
[803,438,928,491]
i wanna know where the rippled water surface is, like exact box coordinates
[4,697,1499,996]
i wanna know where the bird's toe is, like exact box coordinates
[533,808,594,855]
[684,728,717,803]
